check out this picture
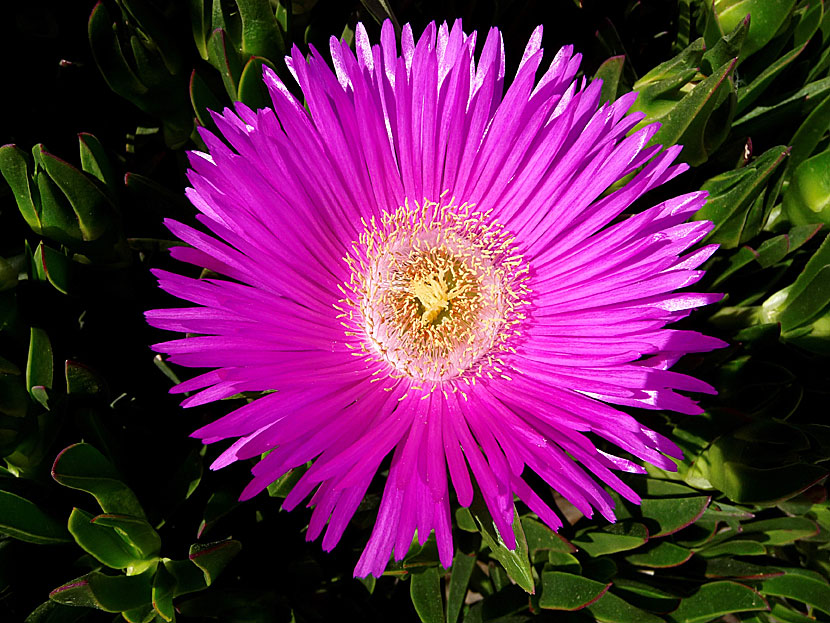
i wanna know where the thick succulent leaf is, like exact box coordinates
[624,541,693,568]
[67,507,138,570]
[695,145,789,248]
[0,489,70,544]
[238,56,278,109]
[446,552,475,623]
[92,514,161,560]
[470,498,533,594]
[188,539,241,586]
[538,571,610,611]
[151,563,176,622]
[640,496,711,537]
[51,443,145,518]
[703,557,784,580]
[0,145,43,236]
[593,55,625,105]
[763,234,830,331]
[49,569,153,613]
[207,28,243,100]
[572,521,649,556]
[666,581,767,623]
[26,327,53,410]
[784,148,830,226]
[236,0,286,60]
[409,566,443,623]
[710,0,796,59]
[760,571,830,615]
[64,361,104,396]
[88,2,148,100]
[588,590,664,623]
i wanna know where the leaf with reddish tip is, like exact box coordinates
[49,569,153,612]
[625,541,693,568]
[189,539,241,586]
[667,581,767,623]
[51,443,145,518]
[538,572,609,611]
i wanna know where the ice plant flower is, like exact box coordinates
[147,20,725,577]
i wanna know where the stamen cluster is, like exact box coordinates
[339,198,530,385]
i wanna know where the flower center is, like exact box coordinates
[339,198,529,386]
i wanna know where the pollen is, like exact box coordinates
[339,195,530,385]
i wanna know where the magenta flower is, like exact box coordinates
[147,20,725,577]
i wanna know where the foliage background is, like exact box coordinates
[2,1,830,622]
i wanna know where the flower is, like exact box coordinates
[146,19,725,577]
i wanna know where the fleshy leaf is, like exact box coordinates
[538,572,609,611]
[51,443,146,518]
[0,489,70,544]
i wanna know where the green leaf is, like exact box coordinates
[359,0,401,34]
[65,361,104,396]
[547,551,582,573]
[151,563,176,622]
[640,496,710,537]
[34,146,113,242]
[651,57,737,165]
[35,243,72,295]
[190,69,224,133]
[51,443,146,518]
[701,15,749,75]
[207,28,243,100]
[588,590,664,623]
[764,234,830,331]
[697,539,767,557]
[785,148,830,226]
[26,327,53,409]
[761,572,830,615]
[68,507,138,570]
[88,2,147,98]
[704,557,783,580]
[92,514,161,559]
[612,577,680,613]
[593,55,625,105]
[410,566,443,623]
[714,0,796,58]
[77,133,117,192]
[538,571,609,611]
[23,600,92,623]
[49,569,153,613]
[624,541,693,568]
[740,516,819,545]
[666,581,767,623]
[520,516,574,554]
[237,0,286,60]
[446,552,475,623]
[0,145,42,236]
[188,539,241,586]
[736,1,821,115]
[0,489,70,544]
[695,145,789,248]
[571,521,649,557]
[238,56,277,109]
[163,558,208,596]
[470,498,534,594]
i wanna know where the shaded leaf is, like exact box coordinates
[410,566,443,623]
[666,581,767,623]
[0,489,70,544]
[538,572,609,611]
[51,443,145,518]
